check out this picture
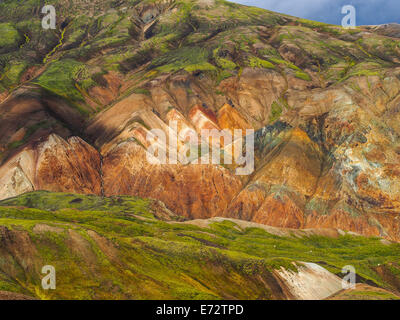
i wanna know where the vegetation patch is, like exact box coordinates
[150,46,215,74]
[269,101,283,123]
[0,191,399,299]
[0,23,21,50]
[247,56,275,69]
[295,70,312,81]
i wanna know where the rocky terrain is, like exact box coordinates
[0,0,400,299]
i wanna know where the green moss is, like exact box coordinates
[0,191,399,299]
[184,62,217,73]
[133,88,151,96]
[295,70,312,81]
[43,28,66,63]
[269,101,283,123]
[216,57,236,70]
[33,59,88,107]
[337,62,382,83]
[297,18,345,36]
[216,69,234,84]
[347,290,400,300]
[0,23,21,49]
[298,18,329,29]
[151,46,214,74]
[213,48,237,70]
[0,61,28,88]
[257,47,280,58]
[247,56,275,69]
[0,191,152,216]
[269,57,301,71]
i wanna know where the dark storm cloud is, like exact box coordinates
[231,0,400,26]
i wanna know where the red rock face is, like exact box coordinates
[2,71,400,241]
[35,135,102,195]
[102,140,242,219]
[217,103,253,134]
[0,134,101,199]
[250,195,305,229]
[1,59,400,242]
[188,104,221,132]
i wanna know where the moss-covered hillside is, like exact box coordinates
[0,0,397,114]
[0,191,399,299]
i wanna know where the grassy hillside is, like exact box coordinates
[0,191,399,299]
[1,0,400,300]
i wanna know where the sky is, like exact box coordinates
[230,0,400,26]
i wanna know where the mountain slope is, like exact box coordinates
[0,0,400,241]
[0,191,399,300]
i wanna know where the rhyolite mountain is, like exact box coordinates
[1,0,400,301]
[1,0,400,241]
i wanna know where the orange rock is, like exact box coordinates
[217,103,253,134]
[36,135,102,195]
[188,104,220,132]
[102,140,242,219]
[0,134,101,199]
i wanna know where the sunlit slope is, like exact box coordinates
[0,191,398,299]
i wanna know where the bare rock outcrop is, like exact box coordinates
[0,134,101,199]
